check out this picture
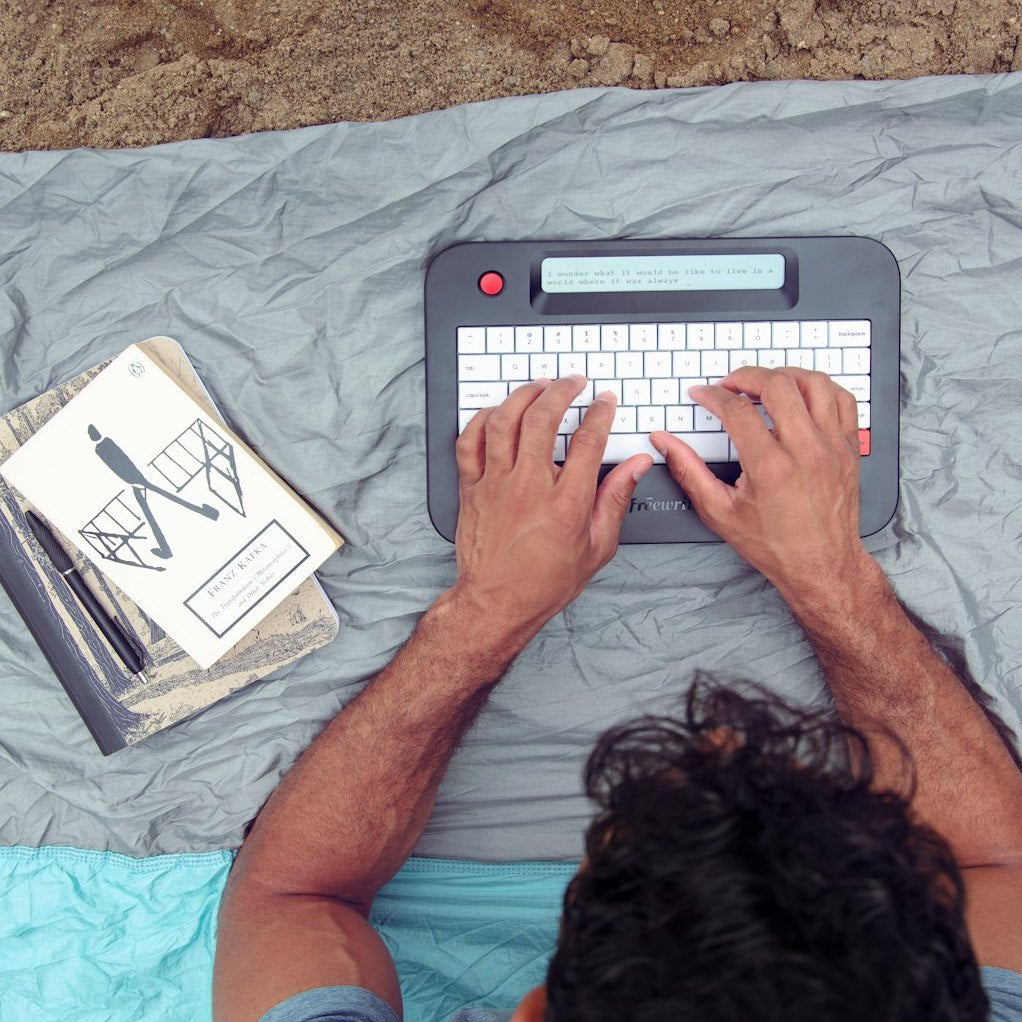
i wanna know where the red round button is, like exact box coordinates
[478,271,504,296]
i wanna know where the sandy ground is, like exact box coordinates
[0,0,1021,151]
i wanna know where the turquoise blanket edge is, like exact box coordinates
[0,846,576,1022]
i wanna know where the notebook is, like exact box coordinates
[0,337,341,754]
[425,237,900,544]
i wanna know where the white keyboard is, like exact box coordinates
[456,319,872,463]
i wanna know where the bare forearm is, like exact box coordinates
[778,554,1022,868]
[227,587,531,910]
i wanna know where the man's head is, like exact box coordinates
[516,675,987,1022]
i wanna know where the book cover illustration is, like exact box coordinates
[0,337,341,752]
[82,416,239,571]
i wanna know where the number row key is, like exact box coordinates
[457,320,871,353]
[459,347,870,382]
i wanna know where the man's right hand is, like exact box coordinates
[665,374,1022,980]
[650,366,869,601]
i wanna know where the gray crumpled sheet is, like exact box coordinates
[1,74,1020,861]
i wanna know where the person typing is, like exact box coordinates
[213,367,1022,1022]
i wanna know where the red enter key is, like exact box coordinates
[858,429,871,456]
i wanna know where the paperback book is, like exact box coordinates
[0,337,343,753]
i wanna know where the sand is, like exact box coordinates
[0,0,1020,151]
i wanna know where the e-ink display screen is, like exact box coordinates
[540,254,786,293]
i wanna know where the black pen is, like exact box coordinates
[25,510,149,684]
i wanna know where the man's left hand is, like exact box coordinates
[451,375,653,643]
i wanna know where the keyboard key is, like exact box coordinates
[601,324,629,350]
[544,325,572,352]
[557,407,581,435]
[729,350,757,372]
[590,433,666,463]
[623,378,652,405]
[772,322,799,347]
[673,432,730,461]
[637,406,665,432]
[666,406,694,432]
[858,429,871,456]
[678,379,707,403]
[616,352,644,378]
[457,326,485,353]
[501,354,530,380]
[593,379,622,403]
[587,352,615,378]
[786,349,814,369]
[801,321,828,347]
[701,350,728,377]
[831,320,871,347]
[572,324,600,350]
[694,407,724,431]
[458,354,502,381]
[631,324,658,350]
[673,351,701,377]
[743,322,771,348]
[459,409,478,432]
[460,381,508,406]
[487,326,515,353]
[659,323,688,349]
[651,378,680,405]
[814,348,843,375]
[553,435,567,461]
[843,348,871,374]
[687,323,715,349]
[559,352,587,376]
[835,375,871,401]
[570,381,595,407]
[530,353,558,379]
[612,406,637,432]
[716,323,743,349]
[645,351,673,378]
[857,401,870,428]
[758,349,785,369]
[515,326,544,352]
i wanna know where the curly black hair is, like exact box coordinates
[545,673,990,1022]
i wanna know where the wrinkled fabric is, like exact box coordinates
[4,848,1020,1022]
[1,76,1021,860]
[0,846,232,1022]
[0,847,572,1022]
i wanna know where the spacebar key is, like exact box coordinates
[593,434,666,464]
[593,432,730,464]
[672,432,730,461]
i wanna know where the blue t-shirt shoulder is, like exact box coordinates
[258,986,399,1022]
[255,986,513,1022]
[982,966,1022,1021]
